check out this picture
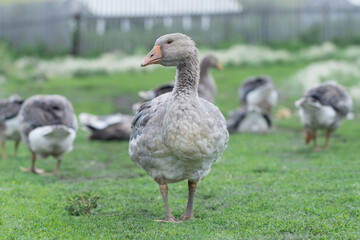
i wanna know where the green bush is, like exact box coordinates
[65,192,100,216]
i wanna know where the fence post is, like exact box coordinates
[260,7,270,44]
[71,13,81,56]
[321,4,330,41]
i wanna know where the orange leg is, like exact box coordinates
[313,130,320,151]
[20,152,45,174]
[13,140,20,158]
[180,181,197,221]
[1,141,7,159]
[155,183,179,223]
[324,130,332,150]
[305,130,312,144]
[43,158,62,176]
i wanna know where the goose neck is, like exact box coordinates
[173,56,200,98]
[199,61,210,79]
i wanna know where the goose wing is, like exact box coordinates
[0,101,22,121]
[89,121,132,141]
[306,83,352,117]
[80,112,133,130]
[131,93,169,140]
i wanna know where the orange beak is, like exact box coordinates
[216,61,223,70]
[141,45,163,67]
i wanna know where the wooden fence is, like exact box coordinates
[0,0,359,55]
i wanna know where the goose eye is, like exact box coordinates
[166,40,173,44]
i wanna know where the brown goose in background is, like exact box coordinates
[0,95,24,158]
[239,76,278,114]
[137,54,222,103]
[129,33,229,222]
[295,82,353,151]
[19,95,77,175]
[79,112,133,141]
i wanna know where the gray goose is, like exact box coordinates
[227,105,272,134]
[129,33,229,222]
[227,76,277,134]
[295,82,352,151]
[0,95,24,158]
[79,112,133,141]
[138,54,222,103]
[19,95,77,175]
[239,76,278,114]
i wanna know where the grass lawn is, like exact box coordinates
[1,61,360,239]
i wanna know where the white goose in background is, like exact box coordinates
[227,76,277,133]
[79,112,133,141]
[295,82,353,151]
[19,95,77,175]
[0,95,24,159]
[239,76,278,114]
[137,54,223,103]
[227,105,272,134]
[129,33,229,222]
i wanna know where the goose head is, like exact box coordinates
[45,100,65,120]
[201,55,223,70]
[31,95,71,122]
[141,33,197,67]
[9,94,24,104]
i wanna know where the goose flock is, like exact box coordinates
[0,33,354,222]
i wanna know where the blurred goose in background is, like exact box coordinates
[0,95,24,159]
[138,83,175,101]
[227,76,277,134]
[138,54,223,103]
[295,82,352,151]
[19,95,77,175]
[227,105,272,134]
[130,33,228,222]
[239,76,278,114]
[79,112,133,141]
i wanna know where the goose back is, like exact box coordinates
[304,82,352,117]
[80,112,133,141]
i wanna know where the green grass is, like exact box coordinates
[1,61,360,239]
